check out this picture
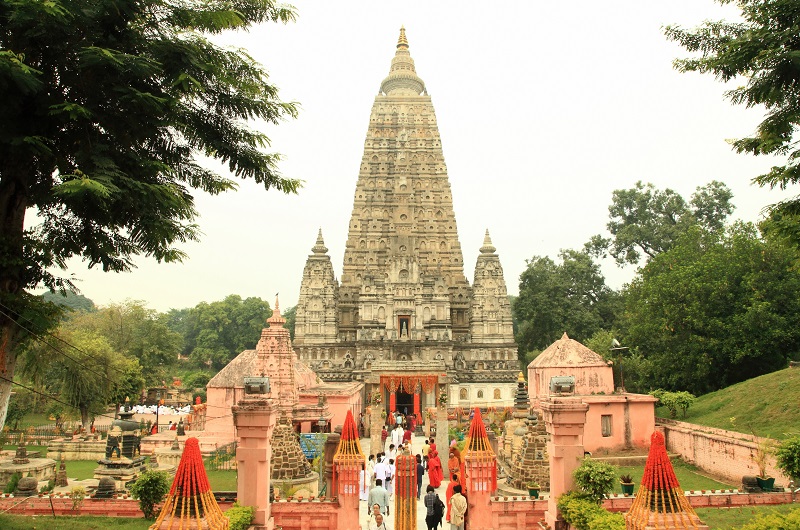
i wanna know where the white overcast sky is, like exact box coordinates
[63,1,793,313]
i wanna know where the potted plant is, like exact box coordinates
[620,473,635,495]
[752,436,776,491]
[526,481,540,499]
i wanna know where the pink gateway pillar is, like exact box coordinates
[541,397,589,530]
[233,398,277,529]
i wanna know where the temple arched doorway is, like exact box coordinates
[396,388,413,417]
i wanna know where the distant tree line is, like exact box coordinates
[513,181,800,396]
[8,292,296,427]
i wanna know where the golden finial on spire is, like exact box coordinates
[397,26,408,49]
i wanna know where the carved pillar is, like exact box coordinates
[395,448,418,530]
[233,398,277,530]
[334,454,360,530]
[541,397,588,530]
[324,429,341,497]
[389,391,396,425]
[464,451,495,530]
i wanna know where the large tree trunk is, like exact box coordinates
[0,174,31,433]
[0,322,20,433]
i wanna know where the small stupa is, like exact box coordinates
[270,413,313,480]
[149,437,228,530]
[625,431,709,530]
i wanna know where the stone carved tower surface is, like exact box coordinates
[294,229,339,345]
[294,28,517,393]
[255,298,298,419]
[470,230,514,343]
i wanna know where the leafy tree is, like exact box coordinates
[180,295,271,370]
[588,181,733,265]
[622,223,800,394]
[282,305,297,341]
[40,291,95,313]
[665,1,800,247]
[130,470,170,519]
[47,329,124,427]
[649,389,696,419]
[514,249,618,356]
[5,394,26,430]
[0,0,300,431]
[109,358,146,415]
[776,436,800,481]
[69,301,181,385]
[572,458,617,503]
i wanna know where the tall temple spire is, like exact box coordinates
[312,228,328,254]
[397,25,408,49]
[480,229,496,254]
[293,27,518,405]
[381,26,425,95]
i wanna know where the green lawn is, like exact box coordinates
[611,459,734,495]
[696,503,799,529]
[0,515,151,530]
[206,470,237,491]
[664,367,800,440]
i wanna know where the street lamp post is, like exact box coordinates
[155,390,162,434]
[610,339,629,391]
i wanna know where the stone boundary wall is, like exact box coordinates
[657,419,790,484]
[0,496,235,517]
[488,497,547,527]
[603,491,796,512]
[271,499,340,529]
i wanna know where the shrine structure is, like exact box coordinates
[199,299,361,451]
[293,28,518,422]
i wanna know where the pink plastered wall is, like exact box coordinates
[528,365,614,402]
[271,499,341,530]
[582,395,657,452]
[658,419,791,484]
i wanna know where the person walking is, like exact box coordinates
[423,485,442,530]
[367,479,390,516]
[445,473,460,522]
[449,485,467,530]
[369,512,388,530]
[428,449,444,488]
[416,454,425,500]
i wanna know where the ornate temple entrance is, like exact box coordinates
[375,374,440,427]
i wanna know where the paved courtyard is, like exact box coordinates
[359,434,451,530]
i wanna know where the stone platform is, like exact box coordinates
[0,458,56,490]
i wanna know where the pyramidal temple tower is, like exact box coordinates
[294,28,517,411]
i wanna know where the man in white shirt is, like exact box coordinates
[392,424,404,447]
[386,444,397,462]
[374,457,389,485]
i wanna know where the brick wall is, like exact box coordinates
[0,496,235,517]
[271,498,340,529]
[658,419,790,484]
[488,497,547,528]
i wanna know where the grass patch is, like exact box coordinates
[663,367,800,440]
[62,460,101,480]
[695,503,798,529]
[206,469,237,491]
[0,514,151,529]
[611,459,734,494]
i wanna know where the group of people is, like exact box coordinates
[363,434,468,530]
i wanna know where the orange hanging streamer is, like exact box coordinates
[625,431,706,530]
[149,437,228,530]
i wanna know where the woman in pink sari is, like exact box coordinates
[428,449,444,488]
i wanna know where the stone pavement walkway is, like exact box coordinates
[359,434,450,530]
